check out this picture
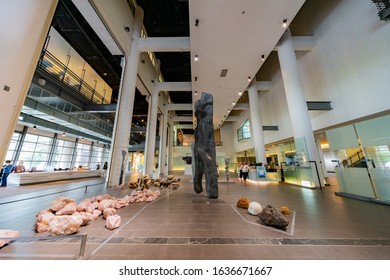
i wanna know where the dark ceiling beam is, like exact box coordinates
[83,104,117,113]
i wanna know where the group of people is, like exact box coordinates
[238,162,250,183]
[0,160,25,187]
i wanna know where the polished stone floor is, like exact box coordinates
[1,172,390,260]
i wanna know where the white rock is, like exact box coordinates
[105,215,121,230]
[248,202,263,215]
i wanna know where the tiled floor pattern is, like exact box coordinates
[1,173,390,260]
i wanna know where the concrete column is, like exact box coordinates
[144,88,159,176]
[168,114,174,173]
[0,0,58,163]
[158,107,168,176]
[108,7,143,186]
[247,82,267,164]
[277,28,324,186]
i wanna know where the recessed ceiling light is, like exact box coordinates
[248,76,251,82]
[238,91,242,96]
[232,102,236,105]
[194,55,199,61]
[282,19,288,28]
[261,55,265,61]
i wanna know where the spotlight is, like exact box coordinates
[124,26,130,32]
[238,91,242,96]
[37,78,46,86]
[261,55,265,61]
[62,132,66,136]
[194,55,199,61]
[232,102,236,105]
[194,76,198,81]
[195,19,199,26]
[282,19,288,28]
[248,76,251,82]
[33,125,36,129]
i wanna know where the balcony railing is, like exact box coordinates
[37,50,110,105]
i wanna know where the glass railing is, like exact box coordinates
[37,50,109,105]
[27,84,114,133]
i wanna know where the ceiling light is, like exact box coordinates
[33,125,36,129]
[194,76,198,81]
[194,55,199,61]
[124,26,130,32]
[232,102,236,105]
[238,91,242,96]
[195,19,199,26]
[228,109,230,112]
[248,76,251,82]
[261,55,265,61]
[282,19,288,28]
[62,132,66,136]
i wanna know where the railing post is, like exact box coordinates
[78,233,88,259]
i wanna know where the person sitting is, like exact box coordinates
[14,161,26,173]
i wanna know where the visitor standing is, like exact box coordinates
[1,160,15,187]
[102,161,108,178]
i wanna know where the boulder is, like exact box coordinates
[50,197,76,212]
[0,229,20,248]
[248,202,263,215]
[48,215,83,235]
[103,207,117,219]
[106,215,121,230]
[35,211,56,233]
[236,198,250,209]
[56,202,77,215]
[258,205,289,230]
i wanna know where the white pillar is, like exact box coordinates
[247,82,267,164]
[168,114,174,173]
[108,7,143,186]
[277,28,324,186]
[0,0,58,163]
[158,107,168,176]
[144,88,159,176]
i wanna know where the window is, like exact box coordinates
[5,132,22,161]
[237,119,251,141]
[19,133,53,171]
[51,139,75,169]
[74,143,92,168]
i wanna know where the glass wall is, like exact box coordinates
[51,139,75,170]
[4,130,110,172]
[5,132,22,162]
[18,134,53,171]
[327,114,390,202]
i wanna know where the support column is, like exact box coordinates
[277,28,324,186]
[247,82,267,164]
[168,114,174,173]
[158,107,168,176]
[108,7,143,187]
[0,0,58,164]
[144,88,159,176]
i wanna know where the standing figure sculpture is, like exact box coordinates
[193,92,219,198]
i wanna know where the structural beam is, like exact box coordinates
[274,36,315,52]
[157,82,192,92]
[138,37,190,52]
[171,116,193,122]
[166,103,192,111]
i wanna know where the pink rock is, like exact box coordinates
[103,207,116,219]
[77,198,92,212]
[98,199,114,210]
[91,209,102,220]
[0,229,20,248]
[114,198,128,209]
[56,202,77,215]
[146,196,154,202]
[35,212,56,233]
[50,197,76,212]
[131,190,139,197]
[48,215,83,236]
[74,212,92,226]
[105,215,121,230]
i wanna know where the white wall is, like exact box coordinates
[221,0,390,156]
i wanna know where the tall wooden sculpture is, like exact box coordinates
[193,92,219,198]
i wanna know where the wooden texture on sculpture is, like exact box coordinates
[193,92,219,198]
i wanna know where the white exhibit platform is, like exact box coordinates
[8,170,102,185]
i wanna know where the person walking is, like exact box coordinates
[242,162,250,184]
[1,160,15,187]
[238,162,244,182]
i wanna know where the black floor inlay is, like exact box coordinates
[15,237,390,246]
